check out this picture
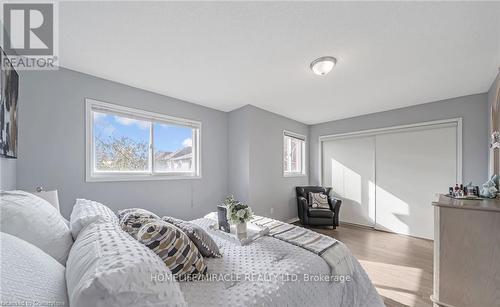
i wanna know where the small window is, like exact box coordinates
[86,99,200,181]
[283,131,306,177]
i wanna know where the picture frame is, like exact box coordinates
[217,205,230,233]
[0,47,19,159]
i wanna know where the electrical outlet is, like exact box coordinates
[270,207,274,215]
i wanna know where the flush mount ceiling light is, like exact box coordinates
[310,56,337,76]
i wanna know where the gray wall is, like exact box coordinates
[228,105,309,221]
[227,106,251,203]
[310,93,490,187]
[0,158,16,190]
[15,68,307,222]
[12,66,492,222]
[16,68,228,219]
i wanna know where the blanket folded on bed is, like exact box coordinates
[250,216,354,277]
[251,216,335,252]
[203,212,353,276]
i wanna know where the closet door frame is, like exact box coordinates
[319,118,463,228]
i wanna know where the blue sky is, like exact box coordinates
[94,112,192,152]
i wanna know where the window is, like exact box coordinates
[86,99,200,181]
[283,131,306,176]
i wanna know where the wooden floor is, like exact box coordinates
[311,224,433,307]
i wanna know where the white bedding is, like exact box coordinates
[180,218,384,307]
[0,232,69,307]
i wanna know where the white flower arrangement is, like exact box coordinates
[223,195,253,224]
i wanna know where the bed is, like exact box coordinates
[0,190,383,307]
[180,218,382,306]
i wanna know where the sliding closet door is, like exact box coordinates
[322,136,376,227]
[375,125,457,239]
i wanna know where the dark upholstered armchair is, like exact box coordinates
[295,186,342,228]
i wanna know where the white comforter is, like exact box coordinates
[180,218,384,307]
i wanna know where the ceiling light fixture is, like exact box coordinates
[310,56,337,76]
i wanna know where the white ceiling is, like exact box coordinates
[59,1,500,124]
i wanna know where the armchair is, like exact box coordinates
[295,186,342,228]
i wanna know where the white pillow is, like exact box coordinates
[0,190,73,265]
[0,232,69,306]
[66,220,187,307]
[70,198,119,239]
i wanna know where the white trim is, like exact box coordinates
[430,295,457,307]
[286,217,300,224]
[148,117,154,173]
[283,173,307,178]
[433,206,441,305]
[318,118,463,185]
[284,130,306,141]
[89,99,200,128]
[456,118,463,183]
[319,118,460,141]
[283,130,307,177]
[86,173,201,183]
[85,98,202,182]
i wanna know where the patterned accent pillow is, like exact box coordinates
[137,220,208,280]
[162,216,221,258]
[117,208,158,222]
[308,192,330,209]
[118,208,160,239]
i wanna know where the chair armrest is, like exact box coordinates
[297,196,309,224]
[328,196,341,211]
[328,196,342,227]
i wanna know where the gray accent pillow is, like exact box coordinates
[162,216,222,258]
[308,192,330,209]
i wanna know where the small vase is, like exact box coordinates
[236,222,247,235]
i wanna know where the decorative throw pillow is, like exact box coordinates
[117,207,158,221]
[162,216,222,258]
[308,192,330,209]
[137,220,208,280]
[0,190,73,265]
[70,198,119,239]
[118,208,160,239]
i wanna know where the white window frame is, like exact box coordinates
[283,130,306,177]
[85,98,201,182]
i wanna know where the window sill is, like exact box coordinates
[86,174,202,182]
[283,173,307,178]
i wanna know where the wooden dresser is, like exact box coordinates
[432,195,500,307]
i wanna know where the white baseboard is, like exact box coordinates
[286,217,300,224]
